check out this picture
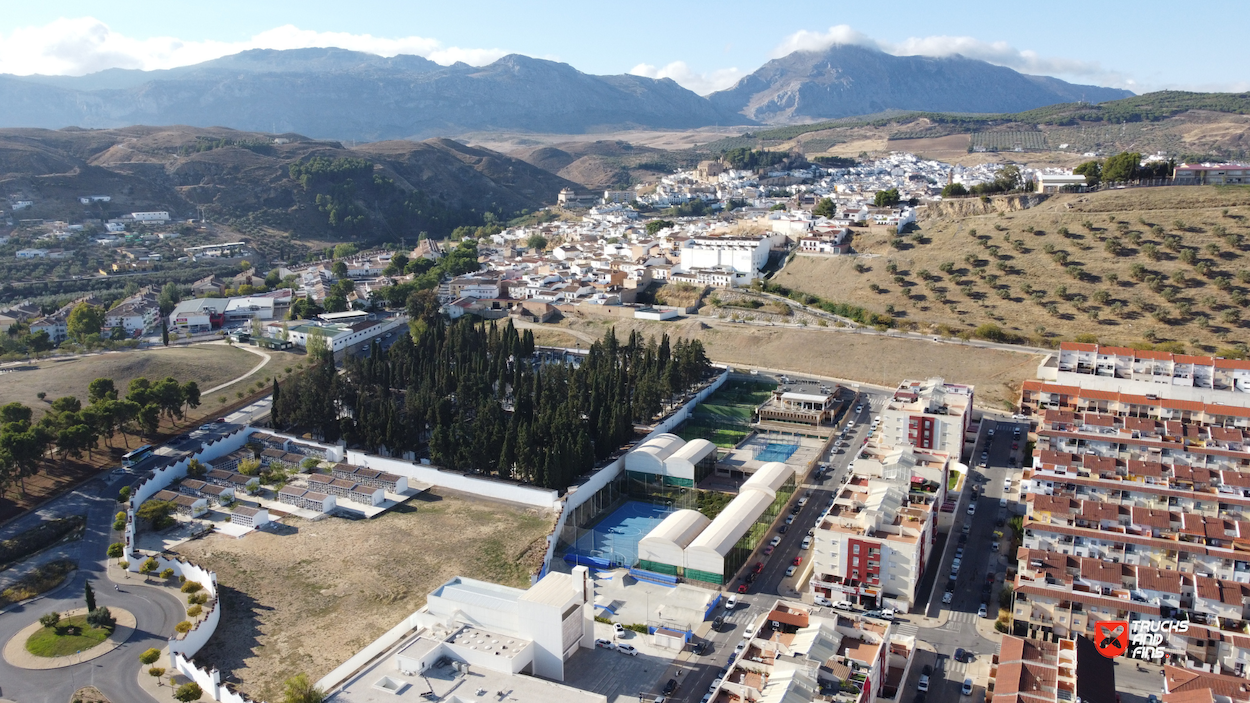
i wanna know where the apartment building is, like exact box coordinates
[1041,342,1250,405]
[1020,380,1250,428]
[1174,164,1250,186]
[878,377,975,458]
[989,635,1116,703]
[712,599,913,703]
[810,445,947,610]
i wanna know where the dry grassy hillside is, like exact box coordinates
[774,186,1250,355]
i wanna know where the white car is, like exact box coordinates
[917,675,930,692]
[991,540,1000,551]
[801,536,812,549]
[613,622,625,636]
[1000,497,1008,508]
[942,591,954,604]
[769,535,782,547]
[726,594,738,610]
[785,515,795,525]
[1003,478,1012,490]
[594,638,615,649]
[814,596,832,607]
[785,565,797,577]
[978,603,989,618]
[967,504,976,516]
[616,644,639,656]
[833,601,854,611]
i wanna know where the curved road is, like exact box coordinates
[0,474,181,703]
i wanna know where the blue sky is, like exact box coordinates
[1,1,1245,94]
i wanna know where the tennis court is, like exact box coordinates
[564,501,674,568]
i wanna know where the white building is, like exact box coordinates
[79,195,111,204]
[678,236,771,284]
[1039,342,1250,407]
[131,211,171,222]
[265,319,391,355]
[15,248,48,259]
[878,377,975,458]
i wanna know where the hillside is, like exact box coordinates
[508,139,693,188]
[0,126,575,241]
[772,187,1250,355]
[707,45,1132,123]
[700,91,1250,163]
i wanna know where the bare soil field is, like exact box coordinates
[774,187,1250,355]
[558,316,1039,409]
[0,346,260,414]
[172,492,553,702]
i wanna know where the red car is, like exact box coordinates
[792,556,803,566]
[737,584,749,594]
[754,562,765,574]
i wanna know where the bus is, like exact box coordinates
[122,445,155,467]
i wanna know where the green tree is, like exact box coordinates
[1102,152,1142,182]
[85,579,96,612]
[873,189,900,207]
[940,183,968,197]
[282,673,326,703]
[332,261,349,280]
[107,542,125,559]
[137,501,176,530]
[812,197,836,218]
[88,378,117,404]
[526,234,549,251]
[1073,160,1102,185]
[67,303,106,342]
[39,611,60,628]
[332,243,358,259]
[644,220,674,236]
[140,648,162,665]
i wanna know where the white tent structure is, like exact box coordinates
[625,433,685,476]
[664,438,716,484]
[685,488,775,583]
[739,461,794,499]
[638,509,712,574]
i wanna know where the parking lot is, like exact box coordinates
[563,622,681,703]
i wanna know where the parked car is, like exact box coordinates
[792,556,803,566]
[595,638,614,649]
[754,562,765,574]
[991,540,1000,551]
[814,596,832,607]
[833,601,854,611]
[712,616,725,631]
[617,644,639,656]
[978,603,989,618]
[954,647,967,662]
[801,536,812,549]
[785,515,795,525]
[663,678,678,695]
[614,623,625,636]
[726,594,738,609]
[769,535,782,547]
[763,545,775,556]
[962,678,974,696]
[779,524,789,534]
[955,547,964,559]
[967,504,977,516]
[785,565,797,577]
[917,675,930,692]
[942,591,953,604]
[737,584,748,593]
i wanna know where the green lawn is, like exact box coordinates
[948,472,961,491]
[25,614,112,657]
[698,403,754,420]
[676,424,746,448]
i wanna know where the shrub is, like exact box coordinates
[188,592,208,605]
[160,568,175,579]
[39,611,60,628]
[187,604,203,617]
[87,606,115,629]
[174,620,193,634]
[180,581,203,594]
[149,667,166,681]
[140,647,162,665]
[174,682,203,702]
[107,542,124,559]
[140,557,159,577]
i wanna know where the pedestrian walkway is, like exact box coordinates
[893,622,919,638]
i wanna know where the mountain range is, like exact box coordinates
[0,45,1133,141]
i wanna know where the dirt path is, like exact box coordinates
[200,342,271,396]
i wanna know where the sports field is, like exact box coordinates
[679,378,775,448]
[676,423,747,448]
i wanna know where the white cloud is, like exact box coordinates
[0,17,508,76]
[772,24,1132,89]
[629,61,744,95]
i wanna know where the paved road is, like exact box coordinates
[666,385,890,702]
[0,470,179,703]
[906,417,1028,703]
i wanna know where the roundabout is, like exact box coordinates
[2,607,137,670]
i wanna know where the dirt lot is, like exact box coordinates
[553,316,1039,409]
[774,187,1250,354]
[172,491,553,702]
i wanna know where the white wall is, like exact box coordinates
[343,452,560,509]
